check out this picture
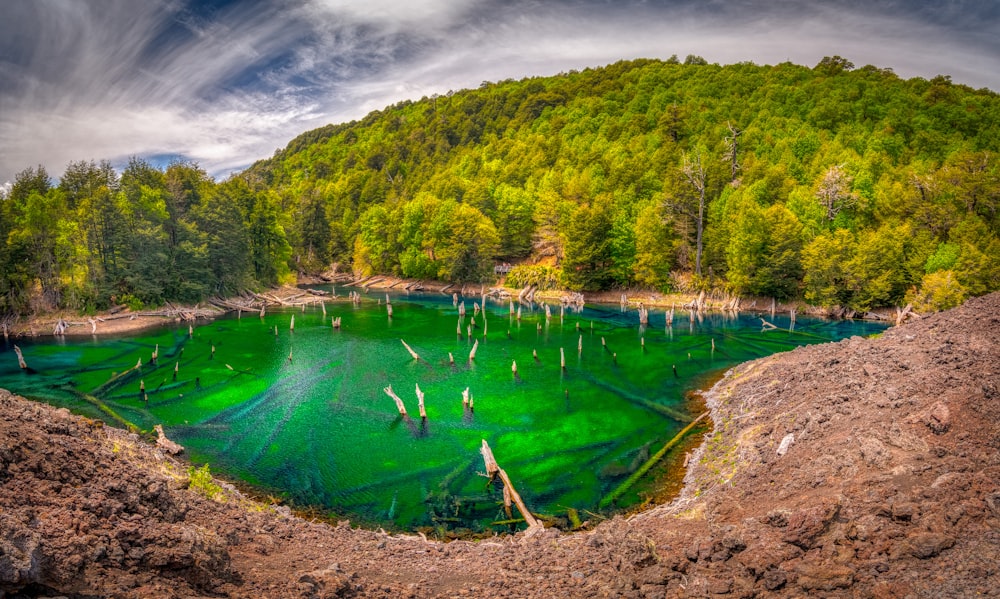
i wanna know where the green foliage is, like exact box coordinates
[3,57,999,316]
[907,270,967,312]
[802,229,856,307]
[505,264,561,290]
[925,242,961,273]
[187,463,224,501]
[632,202,675,290]
[118,293,144,312]
[561,200,615,290]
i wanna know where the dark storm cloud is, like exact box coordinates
[1,0,997,189]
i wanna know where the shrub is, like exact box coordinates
[118,293,145,312]
[188,463,224,501]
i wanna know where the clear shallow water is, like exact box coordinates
[0,292,888,531]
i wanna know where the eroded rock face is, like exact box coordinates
[1,291,999,598]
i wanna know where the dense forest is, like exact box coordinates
[2,56,998,318]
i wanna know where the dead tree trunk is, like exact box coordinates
[480,440,542,531]
[383,385,407,416]
[681,152,708,277]
[416,384,426,420]
[13,345,27,369]
[400,339,420,360]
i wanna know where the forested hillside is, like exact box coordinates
[2,56,998,317]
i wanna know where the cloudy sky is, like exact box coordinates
[1,0,998,189]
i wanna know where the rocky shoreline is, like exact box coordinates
[1,293,996,598]
[3,275,902,341]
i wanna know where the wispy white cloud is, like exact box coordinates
[0,0,997,186]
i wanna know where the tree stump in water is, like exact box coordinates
[13,345,27,370]
[383,385,407,416]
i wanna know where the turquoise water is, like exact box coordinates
[0,291,887,531]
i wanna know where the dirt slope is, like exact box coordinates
[1,293,998,598]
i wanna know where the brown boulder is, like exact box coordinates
[900,533,955,559]
[782,501,840,549]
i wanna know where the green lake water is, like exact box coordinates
[0,291,887,531]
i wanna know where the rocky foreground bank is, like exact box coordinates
[1,294,998,598]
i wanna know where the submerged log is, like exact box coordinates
[599,412,709,508]
[332,316,342,329]
[462,387,470,407]
[468,339,479,362]
[480,440,542,531]
[154,424,184,455]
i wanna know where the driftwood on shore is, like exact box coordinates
[154,425,183,455]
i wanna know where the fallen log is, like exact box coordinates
[480,440,542,531]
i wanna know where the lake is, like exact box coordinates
[0,291,888,532]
